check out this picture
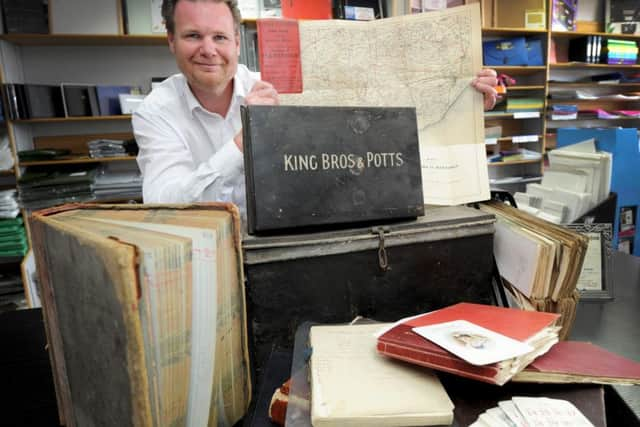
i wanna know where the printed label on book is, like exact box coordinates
[257,19,303,93]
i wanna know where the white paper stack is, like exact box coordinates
[470,397,594,427]
[515,139,612,223]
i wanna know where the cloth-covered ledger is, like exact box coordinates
[310,323,454,427]
[513,341,640,385]
[31,203,251,426]
[376,303,560,385]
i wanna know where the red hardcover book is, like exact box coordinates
[514,341,640,385]
[376,303,560,385]
[256,19,302,94]
[281,0,332,19]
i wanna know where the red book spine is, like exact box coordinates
[377,324,503,385]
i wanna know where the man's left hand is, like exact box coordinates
[246,81,279,106]
[471,69,499,111]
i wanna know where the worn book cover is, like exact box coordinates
[30,203,250,426]
[241,105,424,233]
[310,323,454,427]
[513,341,640,385]
[256,19,302,93]
[376,303,560,385]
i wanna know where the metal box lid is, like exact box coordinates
[242,205,494,264]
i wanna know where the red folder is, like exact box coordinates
[514,341,640,385]
[281,0,333,19]
[376,303,560,385]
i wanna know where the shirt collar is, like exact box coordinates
[182,73,247,117]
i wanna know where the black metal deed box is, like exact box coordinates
[242,205,496,382]
[241,105,424,234]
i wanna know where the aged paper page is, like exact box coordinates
[280,4,488,205]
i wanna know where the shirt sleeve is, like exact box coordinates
[133,106,244,204]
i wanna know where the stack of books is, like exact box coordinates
[269,302,640,426]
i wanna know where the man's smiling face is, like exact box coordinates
[168,1,240,96]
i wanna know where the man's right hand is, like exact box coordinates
[236,80,280,151]
[245,80,279,106]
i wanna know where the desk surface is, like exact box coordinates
[570,251,640,418]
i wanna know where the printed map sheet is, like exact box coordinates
[280,4,489,205]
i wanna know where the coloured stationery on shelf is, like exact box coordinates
[262,4,488,206]
[310,323,454,427]
[376,303,560,385]
[513,341,640,385]
[506,97,544,112]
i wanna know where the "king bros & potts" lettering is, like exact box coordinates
[283,152,404,172]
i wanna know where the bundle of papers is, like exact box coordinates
[514,138,612,224]
[18,164,98,210]
[479,200,589,305]
[18,162,142,209]
[0,135,14,171]
[0,189,20,218]
[92,162,142,199]
[87,138,138,158]
[470,397,594,427]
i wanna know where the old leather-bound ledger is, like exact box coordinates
[31,203,250,426]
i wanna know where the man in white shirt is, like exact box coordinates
[135,0,499,218]
[134,0,278,215]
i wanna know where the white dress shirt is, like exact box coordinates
[133,64,260,216]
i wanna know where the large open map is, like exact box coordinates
[279,4,489,205]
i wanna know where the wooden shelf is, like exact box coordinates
[0,169,15,176]
[485,135,543,145]
[507,85,546,91]
[547,98,640,104]
[551,31,640,41]
[548,82,640,88]
[488,66,547,75]
[19,156,136,167]
[547,115,640,122]
[11,115,132,124]
[485,111,543,119]
[482,27,548,36]
[0,33,168,46]
[550,63,640,69]
[488,159,543,167]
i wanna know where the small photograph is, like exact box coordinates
[413,320,533,366]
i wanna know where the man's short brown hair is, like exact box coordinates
[161,0,242,34]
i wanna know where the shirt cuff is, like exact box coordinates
[208,140,244,177]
